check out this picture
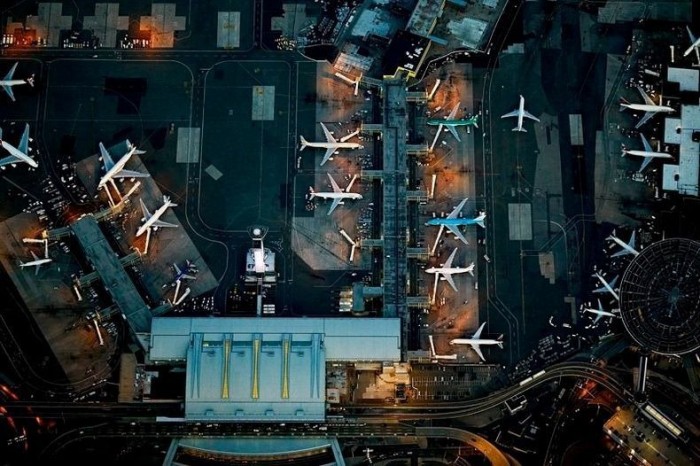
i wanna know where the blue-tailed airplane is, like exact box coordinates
[425,197,485,248]
[427,102,480,143]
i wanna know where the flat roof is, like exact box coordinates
[677,105,700,196]
[72,215,152,332]
[667,67,699,93]
[150,317,400,422]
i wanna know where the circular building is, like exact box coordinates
[619,238,700,355]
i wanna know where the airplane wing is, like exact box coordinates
[17,124,29,155]
[174,263,182,275]
[636,86,655,105]
[327,173,342,193]
[181,273,196,281]
[470,343,486,362]
[447,125,461,142]
[608,276,618,288]
[3,62,17,81]
[688,26,697,45]
[628,231,636,250]
[447,225,468,245]
[139,199,152,220]
[320,122,336,143]
[447,198,469,218]
[0,154,21,168]
[640,133,652,152]
[99,142,115,170]
[635,112,655,129]
[320,147,335,166]
[638,156,652,173]
[327,198,341,215]
[592,312,602,324]
[501,109,519,119]
[2,85,16,102]
[30,250,39,261]
[115,169,149,179]
[152,219,178,228]
[34,263,41,275]
[442,272,458,292]
[443,247,458,268]
[447,103,460,120]
[522,110,540,122]
[472,322,486,339]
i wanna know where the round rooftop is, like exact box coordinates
[619,238,700,355]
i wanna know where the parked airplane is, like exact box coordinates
[19,241,51,275]
[1,62,34,102]
[621,133,673,172]
[299,122,362,166]
[501,95,540,132]
[309,173,363,215]
[428,335,457,361]
[607,229,639,257]
[427,102,480,142]
[582,299,619,324]
[173,260,197,282]
[684,26,700,62]
[592,272,619,301]
[136,195,178,237]
[619,86,675,129]
[425,247,475,295]
[0,123,37,169]
[449,322,503,362]
[425,197,486,246]
[97,140,149,190]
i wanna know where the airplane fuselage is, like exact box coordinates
[137,203,174,237]
[623,149,673,159]
[303,141,361,150]
[426,117,479,127]
[0,140,37,167]
[621,103,674,113]
[425,217,481,227]
[311,192,362,201]
[426,266,473,276]
[0,79,29,87]
[584,309,617,318]
[449,338,502,346]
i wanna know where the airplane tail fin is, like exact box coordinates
[26,74,35,87]
[308,187,316,199]
[299,135,308,151]
[512,127,526,132]
[164,195,178,207]
[619,98,630,111]
[475,212,486,228]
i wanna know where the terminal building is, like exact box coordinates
[149,317,401,422]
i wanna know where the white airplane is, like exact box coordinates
[19,241,51,276]
[449,322,503,362]
[425,197,486,246]
[309,173,362,215]
[582,299,619,324]
[428,335,457,361]
[136,195,178,237]
[607,229,639,257]
[97,140,149,190]
[425,247,474,294]
[501,95,540,132]
[592,272,619,301]
[621,133,673,172]
[619,86,675,129]
[684,26,700,62]
[1,62,34,102]
[299,122,362,166]
[0,123,37,169]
